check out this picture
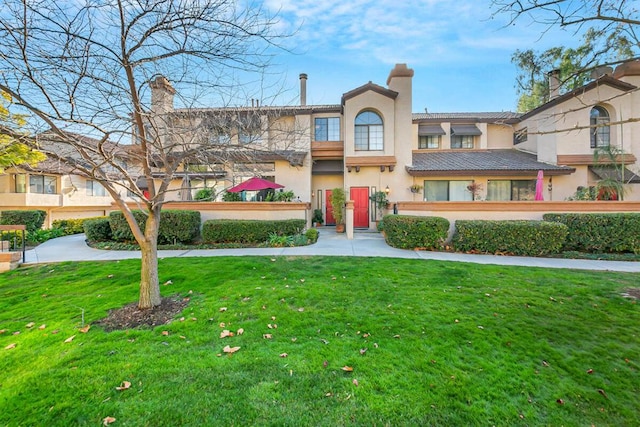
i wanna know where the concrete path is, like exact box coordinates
[23,229,640,272]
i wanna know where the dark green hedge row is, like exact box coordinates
[109,210,201,244]
[453,220,568,256]
[382,214,450,250]
[83,217,112,242]
[543,213,640,253]
[202,219,306,244]
[0,210,46,233]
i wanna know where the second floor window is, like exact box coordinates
[451,135,475,149]
[86,180,106,197]
[29,175,57,194]
[590,106,610,148]
[419,135,440,149]
[355,111,383,151]
[315,117,340,141]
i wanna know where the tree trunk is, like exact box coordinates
[138,210,161,309]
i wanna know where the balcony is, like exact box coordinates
[0,192,63,207]
[311,141,344,159]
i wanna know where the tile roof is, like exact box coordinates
[407,149,575,177]
[412,112,521,121]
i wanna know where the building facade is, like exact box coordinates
[2,62,639,229]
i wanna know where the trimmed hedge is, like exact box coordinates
[83,217,112,242]
[0,210,46,233]
[383,214,449,250]
[453,220,568,256]
[202,219,306,244]
[109,210,201,244]
[543,213,640,253]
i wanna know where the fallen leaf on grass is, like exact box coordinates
[279,353,288,358]
[542,360,550,367]
[598,389,608,398]
[13,331,20,335]
[26,322,35,328]
[64,335,75,343]
[556,399,564,405]
[236,328,244,335]
[341,366,354,372]
[103,416,116,425]
[161,331,169,336]
[219,307,227,312]
[587,369,594,374]
[5,343,16,350]
[115,381,131,391]
[163,280,173,286]
[323,360,328,368]
[263,334,272,339]
[359,348,367,355]
[223,345,240,354]
[0,329,6,334]
[38,324,46,330]
[220,330,234,338]
[79,325,90,333]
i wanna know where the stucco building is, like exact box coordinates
[2,62,639,228]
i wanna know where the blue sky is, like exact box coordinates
[261,0,585,113]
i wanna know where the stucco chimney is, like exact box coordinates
[548,69,561,100]
[150,75,176,113]
[299,73,308,106]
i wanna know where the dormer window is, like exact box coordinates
[590,106,610,148]
[355,111,383,151]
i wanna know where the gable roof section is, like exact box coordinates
[519,75,637,120]
[407,149,575,177]
[341,81,398,104]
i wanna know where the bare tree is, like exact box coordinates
[492,0,639,69]
[0,0,295,309]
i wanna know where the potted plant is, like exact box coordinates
[312,209,324,227]
[330,187,346,233]
[369,191,389,221]
[409,184,423,194]
[466,182,484,200]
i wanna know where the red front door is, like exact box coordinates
[325,190,336,225]
[350,187,369,229]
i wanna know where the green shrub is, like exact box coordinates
[194,188,214,201]
[383,215,449,250]
[202,219,305,244]
[222,191,242,202]
[305,228,319,243]
[0,210,46,233]
[543,213,640,253]
[52,218,87,235]
[84,218,113,242]
[453,220,568,256]
[109,210,148,242]
[26,228,64,245]
[109,210,201,244]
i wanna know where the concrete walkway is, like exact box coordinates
[23,229,640,272]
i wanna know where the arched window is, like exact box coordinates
[355,111,383,151]
[590,106,610,148]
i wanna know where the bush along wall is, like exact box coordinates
[53,218,99,235]
[83,217,113,242]
[109,210,201,244]
[0,210,46,233]
[452,220,568,256]
[202,219,306,244]
[543,213,640,253]
[383,214,450,250]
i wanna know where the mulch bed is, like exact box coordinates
[96,296,189,331]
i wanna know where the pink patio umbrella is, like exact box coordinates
[535,170,544,201]
[227,176,284,193]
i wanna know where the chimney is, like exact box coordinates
[548,69,561,100]
[150,75,176,113]
[299,73,307,106]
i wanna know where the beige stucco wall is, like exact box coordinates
[343,92,396,158]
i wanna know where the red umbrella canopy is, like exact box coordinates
[227,177,285,193]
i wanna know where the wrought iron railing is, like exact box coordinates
[0,225,26,263]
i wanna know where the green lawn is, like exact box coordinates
[0,257,638,426]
